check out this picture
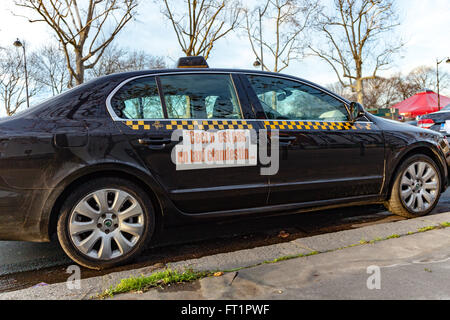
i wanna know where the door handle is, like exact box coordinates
[138,138,172,150]
[278,136,296,146]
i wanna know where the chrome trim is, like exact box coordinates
[105,70,374,124]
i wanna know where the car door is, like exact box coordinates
[242,74,385,205]
[108,72,268,214]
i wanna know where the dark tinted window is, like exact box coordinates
[247,75,349,121]
[159,74,242,119]
[110,77,164,119]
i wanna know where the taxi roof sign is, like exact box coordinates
[176,56,209,68]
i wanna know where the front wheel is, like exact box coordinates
[57,177,155,270]
[385,154,441,218]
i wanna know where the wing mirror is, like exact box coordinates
[349,102,365,123]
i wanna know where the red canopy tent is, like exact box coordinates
[392,90,450,117]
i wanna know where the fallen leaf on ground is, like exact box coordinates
[278,230,290,238]
[33,282,48,288]
[214,272,224,277]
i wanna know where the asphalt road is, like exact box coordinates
[1,188,449,292]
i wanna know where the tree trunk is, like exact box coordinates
[355,78,363,104]
[75,51,84,86]
[355,63,363,104]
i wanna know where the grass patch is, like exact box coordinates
[385,234,400,239]
[440,222,450,228]
[418,226,436,233]
[98,268,210,299]
[264,251,319,264]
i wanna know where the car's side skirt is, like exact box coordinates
[177,194,385,219]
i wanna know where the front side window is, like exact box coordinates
[159,74,242,119]
[110,77,164,119]
[247,75,349,121]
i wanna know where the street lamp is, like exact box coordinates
[13,38,30,109]
[253,4,269,71]
[253,59,261,68]
[436,57,450,110]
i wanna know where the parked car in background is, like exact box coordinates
[418,104,450,135]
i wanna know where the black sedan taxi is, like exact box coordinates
[1,57,449,269]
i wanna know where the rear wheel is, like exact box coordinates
[57,177,155,269]
[385,154,441,218]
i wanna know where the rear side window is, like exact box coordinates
[247,75,349,121]
[110,77,164,119]
[159,74,242,119]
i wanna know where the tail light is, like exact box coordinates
[418,118,434,129]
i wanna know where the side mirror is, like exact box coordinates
[349,102,365,122]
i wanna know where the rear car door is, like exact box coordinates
[242,74,385,205]
[108,72,268,214]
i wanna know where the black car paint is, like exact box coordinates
[0,69,448,242]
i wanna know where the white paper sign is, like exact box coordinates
[174,129,257,170]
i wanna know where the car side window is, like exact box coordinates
[110,77,164,119]
[159,74,242,119]
[247,75,349,121]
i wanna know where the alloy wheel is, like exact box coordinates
[400,161,439,213]
[68,189,145,260]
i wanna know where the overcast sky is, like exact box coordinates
[0,0,449,95]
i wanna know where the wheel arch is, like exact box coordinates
[385,144,447,199]
[43,163,165,241]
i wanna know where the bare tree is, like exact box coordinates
[0,48,39,116]
[15,0,138,86]
[326,81,355,101]
[406,65,449,93]
[310,0,403,103]
[30,44,70,96]
[161,0,242,60]
[362,76,400,109]
[328,65,450,110]
[88,45,166,78]
[244,0,320,72]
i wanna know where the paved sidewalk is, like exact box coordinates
[1,212,449,300]
[115,227,450,300]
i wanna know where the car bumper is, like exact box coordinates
[0,182,51,242]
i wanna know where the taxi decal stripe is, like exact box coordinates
[122,120,372,131]
[263,120,372,131]
[123,120,254,130]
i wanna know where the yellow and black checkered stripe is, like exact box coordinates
[123,120,372,131]
[124,120,254,131]
[263,120,372,131]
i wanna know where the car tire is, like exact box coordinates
[385,154,441,218]
[57,177,155,270]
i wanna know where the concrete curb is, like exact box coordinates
[1,212,449,300]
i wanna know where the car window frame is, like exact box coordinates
[242,73,368,123]
[106,72,252,122]
[109,75,166,120]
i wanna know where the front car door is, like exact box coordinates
[107,72,268,214]
[242,74,385,205]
